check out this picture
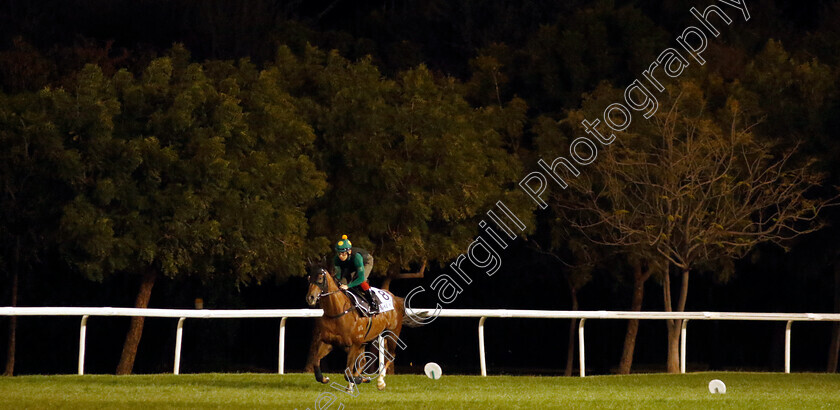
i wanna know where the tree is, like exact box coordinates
[519,2,669,114]
[202,56,327,286]
[56,48,325,374]
[0,37,54,93]
[279,45,533,289]
[0,90,78,375]
[563,79,836,373]
[614,251,664,374]
[534,84,662,375]
[729,39,840,372]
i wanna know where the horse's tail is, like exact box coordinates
[402,311,429,327]
[393,295,433,328]
[401,306,434,327]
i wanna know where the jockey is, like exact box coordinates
[333,235,379,313]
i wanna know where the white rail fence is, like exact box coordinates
[0,307,323,375]
[412,309,840,376]
[1,307,839,376]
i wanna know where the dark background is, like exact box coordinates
[2,0,840,376]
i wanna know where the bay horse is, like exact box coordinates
[305,263,421,391]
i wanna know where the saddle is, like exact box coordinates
[345,290,377,317]
[344,287,395,317]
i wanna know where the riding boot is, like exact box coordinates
[367,289,379,314]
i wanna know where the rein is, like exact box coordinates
[323,294,355,319]
[324,306,354,319]
[311,270,354,319]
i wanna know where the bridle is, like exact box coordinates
[310,268,342,299]
[309,268,354,318]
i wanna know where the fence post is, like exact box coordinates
[578,318,587,377]
[278,317,288,374]
[478,317,487,376]
[378,333,385,377]
[785,320,793,373]
[680,319,689,374]
[174,317,186,375]
[78,315,89,375]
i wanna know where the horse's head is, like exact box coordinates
[306,263,338,307]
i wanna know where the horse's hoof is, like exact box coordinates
[321,377,330,384]
[360,376,371,383]
[376,379,386,391]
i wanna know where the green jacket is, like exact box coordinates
[333,248,368,287]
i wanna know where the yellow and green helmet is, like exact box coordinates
[335,235,352,253]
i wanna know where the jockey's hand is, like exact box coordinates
[340,284,348,290]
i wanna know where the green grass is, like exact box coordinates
[1,372,839,409]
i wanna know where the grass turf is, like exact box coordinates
[0,372,839,409]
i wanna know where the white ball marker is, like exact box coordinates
[708,379,726,394]
[424,362,442,380]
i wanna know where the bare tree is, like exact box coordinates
[563,82,838,373]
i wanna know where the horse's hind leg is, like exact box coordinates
[384,320,404,375]
[343,344,368,390]
[308,339,333,384]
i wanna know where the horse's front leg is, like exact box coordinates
[308,339,333,384]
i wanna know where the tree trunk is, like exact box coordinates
[116,269,157,375]
[828,262,840,373]
[381,276,392,291]
[3,270,18,376]
[4,241,20,376]
[565,286,578,377]
[664,269,689,374]
[666,321,681,373]
[618,262,652,374]
[380,261,426,291]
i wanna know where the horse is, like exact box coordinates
[305,263,422,391]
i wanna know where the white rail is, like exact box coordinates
[0,307,324,319]
[407,309,840,376]
[2,307,839,376]
[0,307,323,375]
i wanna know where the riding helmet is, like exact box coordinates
[335,234,352,253]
